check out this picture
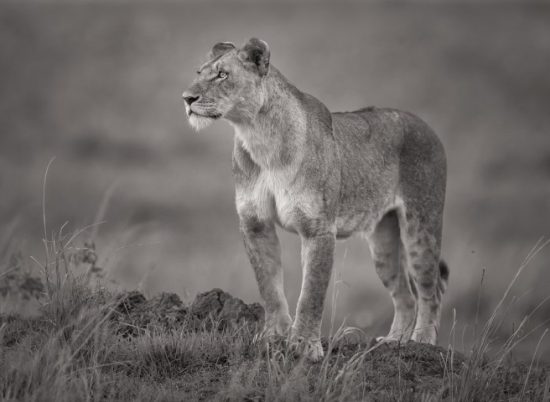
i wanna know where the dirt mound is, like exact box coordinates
[362,342,465,398]
[3,286,548,401]
[113,288,264,336]
[191,288,264,326]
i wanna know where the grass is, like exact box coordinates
[0,225,548,401]
[2,1,550,306]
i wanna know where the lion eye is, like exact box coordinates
[218,71,228,79]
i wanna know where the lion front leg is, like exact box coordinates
[239,214,292,338]
[291,230,335,361]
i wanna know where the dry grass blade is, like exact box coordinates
[41,157,56,262]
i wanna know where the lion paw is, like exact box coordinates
[262,313,292,338]
[411,326,437,345]
[375,333,411,344]
[289,335,324,362]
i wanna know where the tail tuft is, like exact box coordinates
[438,259,449,294]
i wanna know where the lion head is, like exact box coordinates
[182,38,271,131]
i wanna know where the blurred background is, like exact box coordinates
[0,0,549,358]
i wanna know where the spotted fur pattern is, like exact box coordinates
[182,38,448,361]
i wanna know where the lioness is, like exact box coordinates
[182,38,448,361]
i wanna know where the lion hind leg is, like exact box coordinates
[368,210,417,342]
[398,206,446,345]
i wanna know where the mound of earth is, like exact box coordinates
[327,340,466,398]
[2,287,548,400]
[113,288,264,336]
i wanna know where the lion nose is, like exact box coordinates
[182,93,200,106]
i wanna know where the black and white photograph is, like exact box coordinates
[0,0,549,400]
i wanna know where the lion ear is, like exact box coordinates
[208,42,236,59]
[239,38,270,76]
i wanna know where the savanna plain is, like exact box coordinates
[0,1,549,400]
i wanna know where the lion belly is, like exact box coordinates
[331,108,404,239]
[335,213,376,239]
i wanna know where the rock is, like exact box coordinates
[115,290,146,314]
[218,294,263,326]
[190,288,227,320]
[191,288,264,330]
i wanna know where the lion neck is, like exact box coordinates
[227,67,307,169]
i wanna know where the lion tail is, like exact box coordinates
[438,259,449,295]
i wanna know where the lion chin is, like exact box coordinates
[188,113,216,131]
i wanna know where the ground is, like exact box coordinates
[1,258,548,401]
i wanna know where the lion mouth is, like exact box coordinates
[188,110,222,119]
[187,109,222,131]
